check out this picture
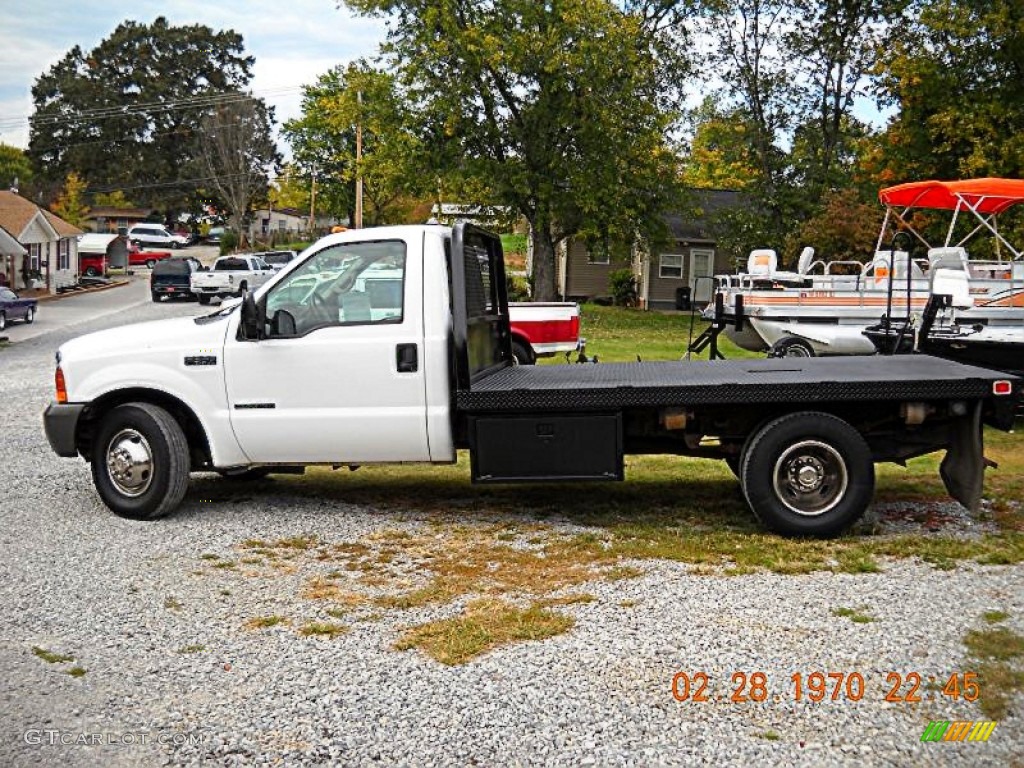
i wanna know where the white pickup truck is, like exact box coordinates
[43,223,1020,537]
[190,254,275,304]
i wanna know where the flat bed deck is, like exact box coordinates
[458,355,1013,412]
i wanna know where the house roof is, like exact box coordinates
[0,190,48,239]
[0,223,27,256]
[665,189,743,241]
[43,209,85,238]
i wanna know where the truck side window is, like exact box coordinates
[264,240,407,337]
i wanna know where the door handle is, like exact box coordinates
[396,343,418,373]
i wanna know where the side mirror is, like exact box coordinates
[239,291,264,340]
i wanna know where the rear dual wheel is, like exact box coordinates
[739,412,873,537]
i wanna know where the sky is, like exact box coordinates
[0,0,386,152]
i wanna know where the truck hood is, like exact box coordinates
[59,313,231,366]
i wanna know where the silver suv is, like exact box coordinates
[127,224,189,249]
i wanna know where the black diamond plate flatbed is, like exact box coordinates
[457,355,1017,412]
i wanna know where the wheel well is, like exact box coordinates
[77,389,213,470]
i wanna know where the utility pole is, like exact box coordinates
[355,90,363,229]
[308,164,317,235]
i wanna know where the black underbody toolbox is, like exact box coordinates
[470,413,623,482]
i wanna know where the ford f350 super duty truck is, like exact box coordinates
[44,223,1020,537]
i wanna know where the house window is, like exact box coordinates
[587,242,610,265]
[278,220,287,232]
[659,253,684,279]
[58,239,70,270]
[29,243,41,272]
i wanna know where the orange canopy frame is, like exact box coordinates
[879,178,1024,215]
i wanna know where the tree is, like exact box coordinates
[284,61,433,227]
[196,96,279,244]
[342,0,689,300]
[28,17,256,211]
[50,172,89,227]
[874,0,1024,181]
[93,190,136,209]
[268,164,310,211]
[0,144,34,191]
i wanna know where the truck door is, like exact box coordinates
[223,235,429,464]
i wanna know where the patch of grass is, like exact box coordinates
[66,667,87,678]
[757,730,781,741]
[298,621,348,638]
[963,623,1024,720]
[964,626,1024,661]
[164,597,182,611]
[244,615,288,630]
[212,560,237,570]
[177,644,206,654]
[199,553,220,561]
[974,662,1024,720]
[618,599,639,608]
[831,606,875,624]
[32,646,74,664]
[219,589,232,596]
[983,610,1010,624]
[394,599,575,665]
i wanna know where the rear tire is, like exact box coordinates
[145,259,156,269]
[84,266,99,277]
[25,307,34,324]
[198,294,212,305]
[151,292,161,302]
[90,403,191,520]
[511,338,536,365]
[740,411,873,537]
[0,312,6,331]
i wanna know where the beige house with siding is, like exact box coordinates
[0,190,82,293]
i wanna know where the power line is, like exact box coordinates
[0,85,304,131]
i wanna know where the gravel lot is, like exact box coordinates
[1,298,1021,767]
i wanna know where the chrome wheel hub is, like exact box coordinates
[105,429,154,497]
[773,440,847,517]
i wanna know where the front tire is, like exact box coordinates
[145,259,156,269]
[84,266,99,277]
[90,403,191,520]
[740,412,873,537]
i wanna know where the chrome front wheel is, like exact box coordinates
[105,428,155,497]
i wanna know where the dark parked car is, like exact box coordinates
[0,287,37,330]
[150,257,204,302]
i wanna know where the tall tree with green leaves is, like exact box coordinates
[875,0,1024,182]
[342,0,689,300]
[0,144,34,192]
[28,17,256,211]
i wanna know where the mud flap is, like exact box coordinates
[939,402,984,512]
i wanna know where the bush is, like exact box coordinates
[219,230,238,255]
[608,268,638,307]
[506,273,531,301]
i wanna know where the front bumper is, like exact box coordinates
[43,402,86,457]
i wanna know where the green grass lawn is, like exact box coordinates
[566,302,759,362]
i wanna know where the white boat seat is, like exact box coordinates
[796,246,815,274]
[747,249,778,276]
[927,246,970,272]
[930,268,973,309]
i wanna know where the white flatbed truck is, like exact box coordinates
[44,223,1020,537]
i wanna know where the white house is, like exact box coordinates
[0,191,82,293]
